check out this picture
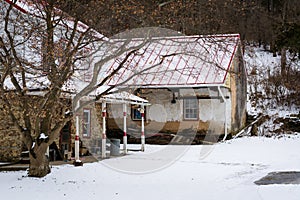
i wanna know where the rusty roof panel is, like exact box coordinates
[105,34,240,87]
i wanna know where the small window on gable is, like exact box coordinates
[183,98,198,120]
[83,109,91,137]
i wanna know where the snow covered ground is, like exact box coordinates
[1,134,300,200]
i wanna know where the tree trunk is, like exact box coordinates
[28,143,51,177]
[270,41,277,57]
[281,47,287,77]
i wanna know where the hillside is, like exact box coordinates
[245,45,300,136]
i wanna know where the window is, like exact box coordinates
[131,105,145,120]
[83,109,91,137]
[183,99,198,120]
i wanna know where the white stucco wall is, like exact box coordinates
[107,88,232,134]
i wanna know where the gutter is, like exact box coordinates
[113,83,228,89]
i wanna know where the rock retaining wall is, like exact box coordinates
[0,114,22,162]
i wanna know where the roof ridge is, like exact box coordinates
[112,33,240,41]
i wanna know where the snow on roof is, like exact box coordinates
[3,0,104,38]
[1,0,105,92]
[104,34,240,87]
[102,91,149,104]
[61,79,148,104]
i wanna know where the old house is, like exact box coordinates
[104,34,247,143]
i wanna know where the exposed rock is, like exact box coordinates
[255,171,300,185]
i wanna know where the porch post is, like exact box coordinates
[123,103,127,154]
[74,115,82,165]
[101,102,107,158]
[141,104,145,152]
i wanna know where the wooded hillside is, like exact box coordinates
[58,0,300,55]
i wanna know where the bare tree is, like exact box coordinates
[0,0,104,177]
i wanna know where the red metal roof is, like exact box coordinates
[105,34,240,87]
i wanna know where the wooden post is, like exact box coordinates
[141,104,145,152]
[102,102,107,159]
[123,103,127,154]
[75,116,80,161]
[74,115,83,166]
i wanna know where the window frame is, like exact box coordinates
[131,105,145,121]
[82,108,91,137]
[183,98,199,120]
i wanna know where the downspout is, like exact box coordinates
[218,86,228,141]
